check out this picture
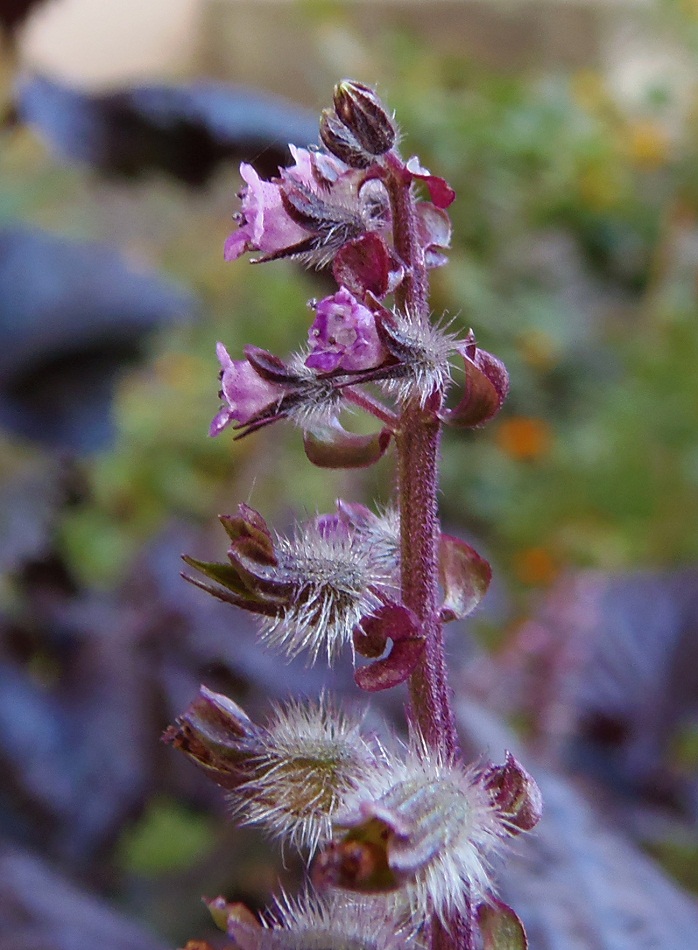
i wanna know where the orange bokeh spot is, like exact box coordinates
[514,546,559,586]
[496,417,551,461]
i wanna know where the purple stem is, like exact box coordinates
[385,152,471,948]
[343,386,399,428]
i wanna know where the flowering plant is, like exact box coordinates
[165,80,541,950]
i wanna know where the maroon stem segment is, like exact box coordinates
[386,151,470,947]
[396,403,459,762]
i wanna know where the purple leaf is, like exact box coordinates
[303,422,392,469]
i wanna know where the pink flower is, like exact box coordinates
[224,161,309,262]
[306,288,387,373]
[210,343,285,436]
[224,147,392,269]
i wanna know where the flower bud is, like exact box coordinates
[332,80,396,156]
[483,752,543,834]
[319,108,373,168]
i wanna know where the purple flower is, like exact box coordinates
[224,160,309,262]
[210,343,285,436]
[305,288,387,373]
[225,146,392,269]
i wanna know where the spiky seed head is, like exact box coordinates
[258,516,397,664]
[224,890,418,950]
[285,354,345,430]
[315,738,518,926]
[231,696,383,854]
[379,311,457,408]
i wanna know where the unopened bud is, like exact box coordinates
[483,752,542,834]
[332,80,396,156]
[319,109,373,168]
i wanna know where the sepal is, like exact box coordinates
[333,80,397,156]
[483,752,543,834]
[477,899,529,950]
[442,332,509,428]
[304,421,392,469]
[438,533,492,623]
[353,603,425,691]
[161,686,262,790]
[319,108,373,168]
[205,896,260,933]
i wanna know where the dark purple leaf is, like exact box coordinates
[0,843,168,950]
[0,226,195,451]
[15,75,319,185]
[303,422,392,469]
[457,703,698,950]
[494,569,698,814]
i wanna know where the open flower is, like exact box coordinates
[211,344,345,439]
[306,288,388,373]
[225,146,391,268]
[224,159,310,262]
[210,343,286,436]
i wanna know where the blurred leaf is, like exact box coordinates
[0,226,196,451]
[0,842,168,950]
[117,796,216,875]
[16,75,319,185]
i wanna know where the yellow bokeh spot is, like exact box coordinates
[577,164,619,211]
[154,351,206,391]
[571,70,607,113]
[518,330,559,370]
[623,119,671,171]
[496,417,552,461]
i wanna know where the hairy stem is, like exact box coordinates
[396,403,459,761]
[387,152,470,948]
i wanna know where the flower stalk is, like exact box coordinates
[167,79,540,950]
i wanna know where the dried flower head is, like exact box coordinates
[259,513,397,664]
[224,890,418,950]
[231,696,381,853]
[378,310,457,408]
[313,737,518,926]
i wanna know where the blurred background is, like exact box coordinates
[2,1,698,948]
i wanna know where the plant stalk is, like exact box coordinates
[387,151,470,948]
